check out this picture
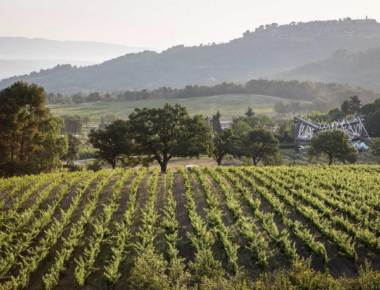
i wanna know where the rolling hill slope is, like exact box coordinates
[49,94,312,125]
[272,47,380,91]
[2,18,380,92]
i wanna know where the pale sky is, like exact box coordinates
[0,0,379,50]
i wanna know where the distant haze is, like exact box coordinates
[0,37,150,79]
[0,37,151,62]
[1,0,380,50]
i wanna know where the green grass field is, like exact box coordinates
[49,94,312,125]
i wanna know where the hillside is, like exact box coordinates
[272,47,380,91]
[0,59,95,80]
[2,18,380,92]
[48,94,313,125]
[1,165,380,289]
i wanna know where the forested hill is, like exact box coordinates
[2,18,380,92]
[272,47,380,92]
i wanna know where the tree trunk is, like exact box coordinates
[217,158,222,166]
[111,159,116,170]
[253,158,258,166]
[160,161,167,173]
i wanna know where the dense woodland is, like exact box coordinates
[2,19,380,92]
[275,47,380,91]
[46,79,380,113]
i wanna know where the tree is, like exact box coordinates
[61,115,83,135]
[290,101,301,114]
[34,116,68,172]
[212,128,238,166]
[341,96,362,115]
[99,114,117,130]
[82,116,90,127]
[230,121,251,137]
[361,98,380,115]
[0,82,66,176]
[369,138,380,163]
[366,109,380,137]
[65,134,81,165]
[72,93,85,104]
[98,117,106,130]
[327,107,345,122]
[86,92,102,102]
[231,115,274,132]
[88,120,135,169]
[128,104,213,173]
[245,107,255,117]
[239,129,279,166]
[308,130,358,165]
[274,101,287,115]
[211,111,222,133]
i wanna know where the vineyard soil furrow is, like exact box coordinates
[0,165,380,289]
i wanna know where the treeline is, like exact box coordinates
[46,79,380,112]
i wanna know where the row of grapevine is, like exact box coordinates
[0,173,59,227]
[133,169,160,254]
[270,167,379,219]
[241,168,357,261]
[0,172,83,255]
[204,167,270,269]
[178,167,224,279]
[192,168,240,274]
[216,167,299,261]
[258,168,380,257]
[5,171,106,289]
[74,169,133,287]
[42,169,123,290]
[103,168,147,286]
[161,169,184,266]
[227,167,329,263]
[0,172,89,279]
[271,168,380,234]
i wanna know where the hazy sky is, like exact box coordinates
[1,0,379,50]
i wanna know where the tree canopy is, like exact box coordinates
[308,130,358,165]
[61,115,83,135]
[212,128,238,166]
[238,129,279,166]
[341,96,362,115]
[88,120,135,169]
[128,104,213,172]
[369,138,380,163]
[0,81,67,176]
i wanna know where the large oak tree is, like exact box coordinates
[128,104,213,173]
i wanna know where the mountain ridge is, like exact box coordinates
[2,18,380,93]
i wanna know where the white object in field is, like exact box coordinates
[185,165,200,169]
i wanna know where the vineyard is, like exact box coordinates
[1,165,380,289]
